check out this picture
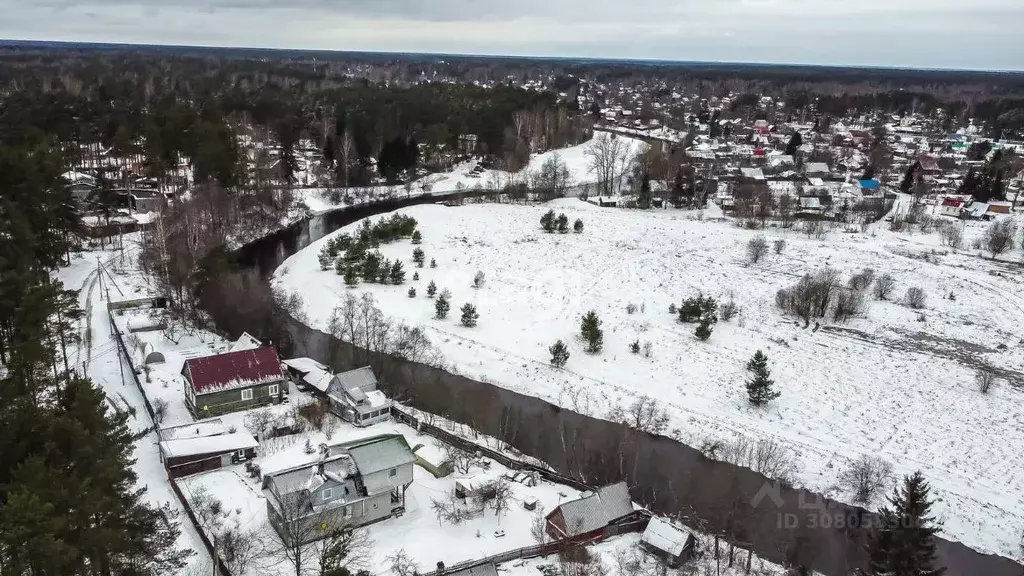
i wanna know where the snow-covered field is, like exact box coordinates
[274,199,1024,557]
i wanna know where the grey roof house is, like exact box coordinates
[545,482,635,541]
[262,434,414,542]
[326,366,392,427]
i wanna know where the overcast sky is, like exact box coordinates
[2,0,1022,70]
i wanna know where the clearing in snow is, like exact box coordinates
[273,198,1024,556]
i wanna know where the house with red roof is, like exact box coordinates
[181,346,287,418]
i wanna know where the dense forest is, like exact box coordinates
[0,142,190,573]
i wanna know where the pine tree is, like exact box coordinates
[426,281,437,297]
[695,318,713,341]
[389,260,406,284]
[376,260,391,284]
[413,247,425,266]
[430,258,437,268]
[435,293,451,319]
[460,303,479,327]
[540,210,556,232]
[556,213,569,233]
[413,271,420,281]
[573,219,584,233]
[412,230,422,244]
[343,266,359,287]
[866,472,945,576]
[785,132,803,157]
[745,350,780,405]
[580,311,603,353]
[361,251,382,281]
[408,287,416,298]
[549,340,570,368]
[629,340,640,354]
[637,173,652,209]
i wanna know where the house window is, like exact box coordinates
[235,449,246,460]
[322,488,333,501]
[268,384,279,396]
[344,486,350,495]
[241,389,253,401]
[372,502,378,509]
[389,468,397,478]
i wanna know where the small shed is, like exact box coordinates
[158,420,258,478]
[641,516,698,567]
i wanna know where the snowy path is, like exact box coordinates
[58,246,212,574]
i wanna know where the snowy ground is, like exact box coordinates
[274,199,1024,557]
[55,240,214,575]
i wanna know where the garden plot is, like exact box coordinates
[274,200,1024,556]
[178,416,588,576]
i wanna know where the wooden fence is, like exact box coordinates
[392,405,592,492]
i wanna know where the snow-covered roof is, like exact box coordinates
[282,357,328,374]
[548,482,633,537]
[804,162,831,175]
[228,332,262,352]
[340,434,415,476]
[642,516,693,556]
[159,430,258,459]
[158,418,230,442]
[739,167,765,180]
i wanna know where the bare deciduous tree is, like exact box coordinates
[608,395,669,434]
[584,133,633,197]
[838,455,894,505]
[386,548,418,576]
[747,236,769,263]
[976,368,997,394]
[442,443,476,475]
[983,218,1016,258]
[243,407,275,440]
[874,273,896,300]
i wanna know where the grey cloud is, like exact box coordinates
[0,0,1021,69]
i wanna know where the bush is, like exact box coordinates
[629,340,640,354]
[833,290,866,323]
[848,268,875,291]
[905,287,926,309]
[679,293,718,323]
[549,340,570,367]
[873,273,896,300]
[573,219,584,233]
[976,369,996,394]
[625,303,638,315]
[720,298,739,321]
[473,270,485,289]
[747,236,769,263]
[642,342,652,358]
[939,222,963,249]
[773,239,786,254]
[777,267,840,324]
[983,218,1016,257]
[430,258,437,268]
[838,455,894,505]
[668,303,677,315]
